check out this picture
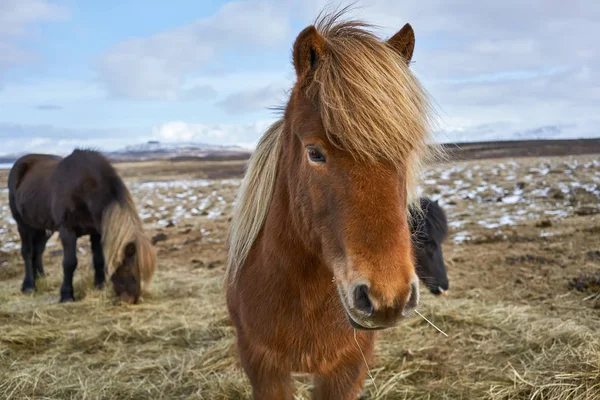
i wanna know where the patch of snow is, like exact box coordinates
[449,220,465,229]
[453,231,470,244]
[502,195,521,204]
[499,215,515,225]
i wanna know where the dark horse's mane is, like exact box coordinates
[67,149,130,204]
[410,197,448,244]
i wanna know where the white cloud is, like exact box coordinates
[291,0,600,142]
[97,0,293,100]
[0,119,280,156]
[185,69,293,97]
[0,123,144,155]
[216,83,289,114]
[3,0,599,151]
[180,84,218,101]
[0,78,105,103]
[0,41,35,69]
[0,0,66,36]
[0,0,67,74]
[150,119,277,148]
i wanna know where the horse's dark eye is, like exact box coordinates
[307,146,326,163]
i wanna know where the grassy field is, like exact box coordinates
[1,154,599,399]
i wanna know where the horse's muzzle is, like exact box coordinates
[342,278,419,330]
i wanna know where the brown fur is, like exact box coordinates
[226,10,437,399]
[388,23,416,64]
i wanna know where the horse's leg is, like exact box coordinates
[243,362,293,400]
[18,225,35,294]
[237,337,293,399]
[59,228,78,302]
[90,233,105,289]
[32,230,48,278]
[312,361,369,400]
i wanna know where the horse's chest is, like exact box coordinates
[55,202,97,235]
[231,265,373,375]
[292,329,360,373]
[246,304,365,374]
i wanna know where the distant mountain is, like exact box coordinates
[439,123,598,143]
[106,141,252,162]
[118,140,246,153]
[2,125,598,163]
[512,125,564,140]
[446,138,600,160]
[0,156,17,164]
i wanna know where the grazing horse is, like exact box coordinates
[411,197,449,295]
[226,11,437,399]
[8,149,156,303]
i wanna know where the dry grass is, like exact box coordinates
[1,154,599,399]
[0,261,248,399]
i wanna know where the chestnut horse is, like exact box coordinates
[8,149,156,303]
[226,11,437,399]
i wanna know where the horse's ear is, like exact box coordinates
[293,25,326,80]
[387,23,415,65]
[124,242,136,259]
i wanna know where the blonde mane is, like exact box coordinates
[226,120,283,285]
[309,12,440,206]
[227,12,440,285]
[102,191,156,289]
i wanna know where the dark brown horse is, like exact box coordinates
[226,11,437,399]
[8,149,156,303]
[411,197,449,295]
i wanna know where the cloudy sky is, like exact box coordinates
[0,0,598,155]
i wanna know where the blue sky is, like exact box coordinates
[0,0,598,155]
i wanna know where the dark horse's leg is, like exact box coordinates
[90,233,105,289]
[59,228,78,302]
[32,230,48,278]
[18,225,35,294]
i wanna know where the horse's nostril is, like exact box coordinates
[353,284,373,316]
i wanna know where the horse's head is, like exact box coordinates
[284,17,434,330]
[111,242,140,304]
[110,238,156,304]
[411,198,449,296]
